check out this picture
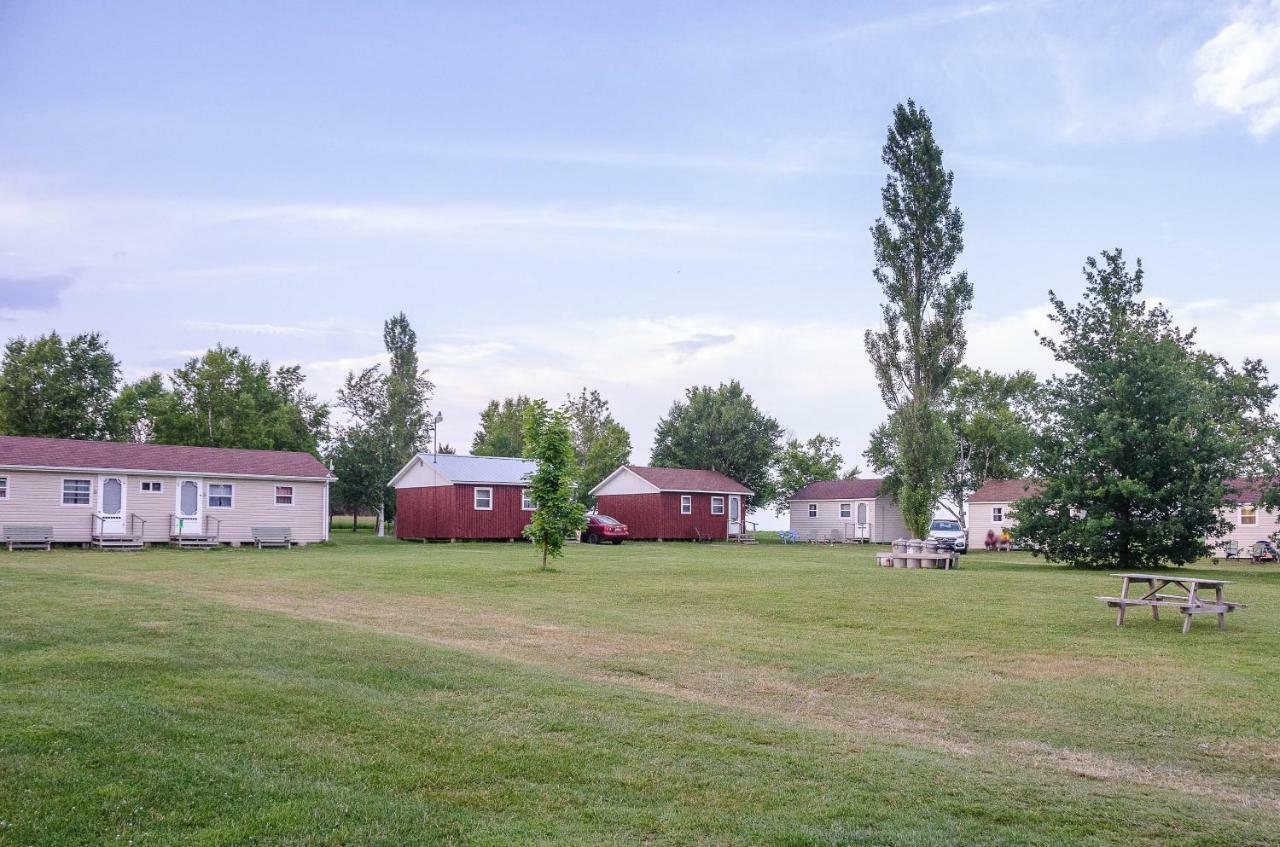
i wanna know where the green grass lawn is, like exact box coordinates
[2,533,1278,845]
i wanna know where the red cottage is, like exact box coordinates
[390,453,538,541]
[590,465,753,541]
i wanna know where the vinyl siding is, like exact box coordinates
[0,469,326,545]
[872,496,910,542]
[1211,505,1280,554]
[788,498,876,542]
[966,500,1017,549]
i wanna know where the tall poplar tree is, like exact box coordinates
[863,100,973,538]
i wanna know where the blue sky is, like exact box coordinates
[2,0,1278,514]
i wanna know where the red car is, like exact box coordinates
[582,513,628,544]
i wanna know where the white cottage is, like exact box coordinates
[0,435,332,548]
[786,478,909,543]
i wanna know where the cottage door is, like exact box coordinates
[175,479,202,536]
[727,495,741,536]
[97,475,126,535]
[856,502,869,541]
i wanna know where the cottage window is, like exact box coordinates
[710,496,724,515]
[474,487,493,510]
[62,478,91,505]
[1240,505,1258,526]
[839,503,852,519]
[680,495,692,515]
[208,484,234,508]
[141,480,163,493]
[521,489,535,511]
[807,503,817,518]
[0,476,7,500]
[992,506,1004,523]
[275,485,294,505]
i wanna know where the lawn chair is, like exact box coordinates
[1250,540,1279,563]
[1220,540,1243,562]
[778,530,798,544]
[827,528,843,546]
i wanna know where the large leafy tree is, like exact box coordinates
[522,400,586,571]
[564,388,631,507]
[650,379,783,508]
[0,331,120,440]
[1016,249,1279,569]
[472,395,536,457]
[141,346,328,454]
[938,366,1038,527]
[774,434,845,515]
[328,424,386,531]
[863,100,973,538]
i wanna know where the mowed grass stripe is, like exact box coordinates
[0,538,1277,845]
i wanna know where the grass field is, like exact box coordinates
[2,532,1278,846]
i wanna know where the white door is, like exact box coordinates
[728,496,741,535]
[175,479,202,536]
[856,503,869,540]
[97,475,126,535]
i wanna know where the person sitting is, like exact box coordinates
[998,528,1013,551]
[984,529,998,551]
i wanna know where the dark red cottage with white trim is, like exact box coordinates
[390,453,537,541]
[590,465,753,541]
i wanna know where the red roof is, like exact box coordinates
[970,479,1042,503]
[1223,478,1276,504]
[625,465,753,494]
[789,478,884,501]
[0,435,331,479]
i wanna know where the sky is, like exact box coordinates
[1,0,1279,524]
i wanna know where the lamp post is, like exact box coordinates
[431,411,444,462]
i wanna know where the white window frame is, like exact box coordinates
[521,489,535,511]
[680,495,692,515]
[61,478,91,506]
[0,475,7,500]
[207,483,234,509]
[140,480,163,493]
[807,503,817,518]
[474,487,494,511]
[839,503,852,519]
[992,506,1004,523]
[1240,504,1258,526]
[275,485,294,506]
[710,496,724,515]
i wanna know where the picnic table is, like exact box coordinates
[1097,573,1246,634]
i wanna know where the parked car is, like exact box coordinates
[583,513,629,544]
[928,519,967,553]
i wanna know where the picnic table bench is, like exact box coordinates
[1097,573,1245,634]
[251,527,294,549]
[3,525,53,551]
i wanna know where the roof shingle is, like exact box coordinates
[624,465,753,494]
[788,478,884,501]
[969,479,1042,503]
[0,435,330,479]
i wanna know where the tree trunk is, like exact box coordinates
[377,498,385,538]
[541,541,548,571]
[352,512,358,532]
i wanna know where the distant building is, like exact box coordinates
[786,478,908,543]
[591,465,753,541]
[966,479,1042,549]
[390,453,537,541]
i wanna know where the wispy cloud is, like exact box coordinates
[230,203,848,241]
[810,1,1009,44]
[668,332,736,361]
[181,320,378,338]
[0,273,74,310]
[1194,0,1280,138]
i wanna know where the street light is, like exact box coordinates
[431,411,444,462]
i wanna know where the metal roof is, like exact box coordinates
[408,453,537,485]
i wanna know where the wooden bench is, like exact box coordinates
[251,527,293,549]
[3,525,53,551]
